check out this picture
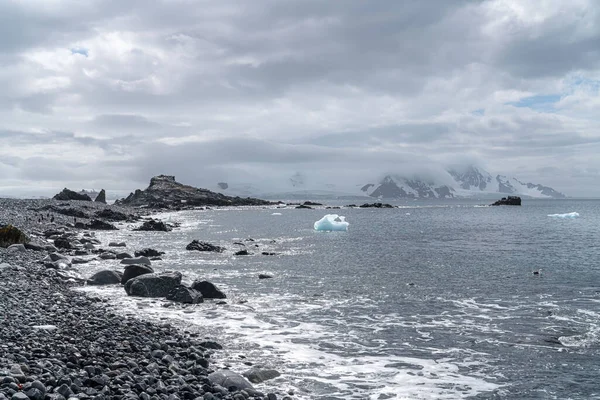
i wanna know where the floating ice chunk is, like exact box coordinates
[548,212,579,218]
[272,212,282,216]
[314,214,349,231]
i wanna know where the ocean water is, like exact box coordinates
[80,199,600,399]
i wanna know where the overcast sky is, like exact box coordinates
[1,0,600,197]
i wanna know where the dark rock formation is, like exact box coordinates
[94,209,130,221]
[295,204,312,209]
[191,280,226,299]
[86,219,118,230]
[115,175,272,209]
[134,219,172,232]
[234,250,250,256]
[217,182,228,190]
[186,240,225,253]
[258,274,273,279]
[53,237,72,249]
[491,196,522,206]
[359,203,394,208]
[166,285,203,304]
[121,264,154,284]
[94,189,106,203]
[134,248,165,258]
[53,188,92,201]
[124,271,182,297]
[87,270,123,285]
[303,201,322,206]
[0,225,28,248]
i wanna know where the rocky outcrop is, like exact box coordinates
[120,256,151,266]
[243,368,281,384]
[134,219,172,232]
[124,271,182,297]
[186,240,225,253]
[359,202,394,208]
[53,188,92,201]
[191,280,226,299]
[0,225,28,248]
[491,196,522,206]
[94,189,107,204]
[115,175,272,209]
[94,209,131,221]
[217,182,228,190]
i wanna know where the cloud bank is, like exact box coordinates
[1,0,600,197]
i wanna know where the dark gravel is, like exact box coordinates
[0,198,283,400]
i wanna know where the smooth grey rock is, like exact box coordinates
[121,264,154,284]
[109,242,126,247]
[120,256,151,266]
[87,270,123,285]
[11,393,29,400]
[191,280,226,299]
[166,285,203,304]
[124,271,182,297]
[208,370,254,391]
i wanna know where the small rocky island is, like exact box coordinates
[116,175,272,209]
[491,196,522,206]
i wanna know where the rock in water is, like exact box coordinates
[53,188,92,201]
[243,368,281,383]
[491,196,522,206]
[208,370,254,391]
[0,225,28,248]
[166,285,203,304]
[120,256,151,266]
[186,240,225,252]
[191,280,226,299]
[121,264,154,284]
[134,248,165,257]
[94,189,106,203]
[87,270,123,285]
[134,219,172,232]
[124,271,182,297]
[114,174,272,209]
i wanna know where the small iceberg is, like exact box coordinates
[314,214,349,231]
[548,212,579,218]
[271,212,282,216]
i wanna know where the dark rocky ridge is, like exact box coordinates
[116,175,273,209]
[491,196,522,206]
[53,188,92,201]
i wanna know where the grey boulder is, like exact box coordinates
[191,280,226,299]
[208,370,254,391]
[121,264,154,284]
[124,271,182,297]
[166,285,203,304]
[87,270,123,285]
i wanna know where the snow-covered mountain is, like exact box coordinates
[361,176,455,199]
[212,165,566,200]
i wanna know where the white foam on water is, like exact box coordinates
[547,212,579,218]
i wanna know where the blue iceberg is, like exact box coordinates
[314,214,349,231]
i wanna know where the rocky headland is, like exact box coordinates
[116,176,273,210]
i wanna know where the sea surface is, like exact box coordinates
[80,199,600,399]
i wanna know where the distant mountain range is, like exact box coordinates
[212,165,566,200]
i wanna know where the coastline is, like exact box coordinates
[0,198,284,400]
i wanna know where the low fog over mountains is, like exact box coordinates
[214,165,566,200]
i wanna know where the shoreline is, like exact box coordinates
[0,198,285,400]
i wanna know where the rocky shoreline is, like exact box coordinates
[0,198,286,400]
